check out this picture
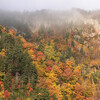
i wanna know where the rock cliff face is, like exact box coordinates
[25,9,100,34]
[84,18,100,34]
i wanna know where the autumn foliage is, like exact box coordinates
[0,24,100,100]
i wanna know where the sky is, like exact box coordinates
[0,0,100,11]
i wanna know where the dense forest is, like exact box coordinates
[0,9,100,100]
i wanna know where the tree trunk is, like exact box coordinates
[15,72,19,84]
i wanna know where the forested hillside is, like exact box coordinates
[0,19,100,100]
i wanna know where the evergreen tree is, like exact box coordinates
[66,47,71,58]
[71,41,75,47]
[0,31,37,88]
[80,47,84,55]
[66,32,69,43]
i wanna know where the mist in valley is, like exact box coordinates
[0,0,100,34]
[0,8,100,36]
